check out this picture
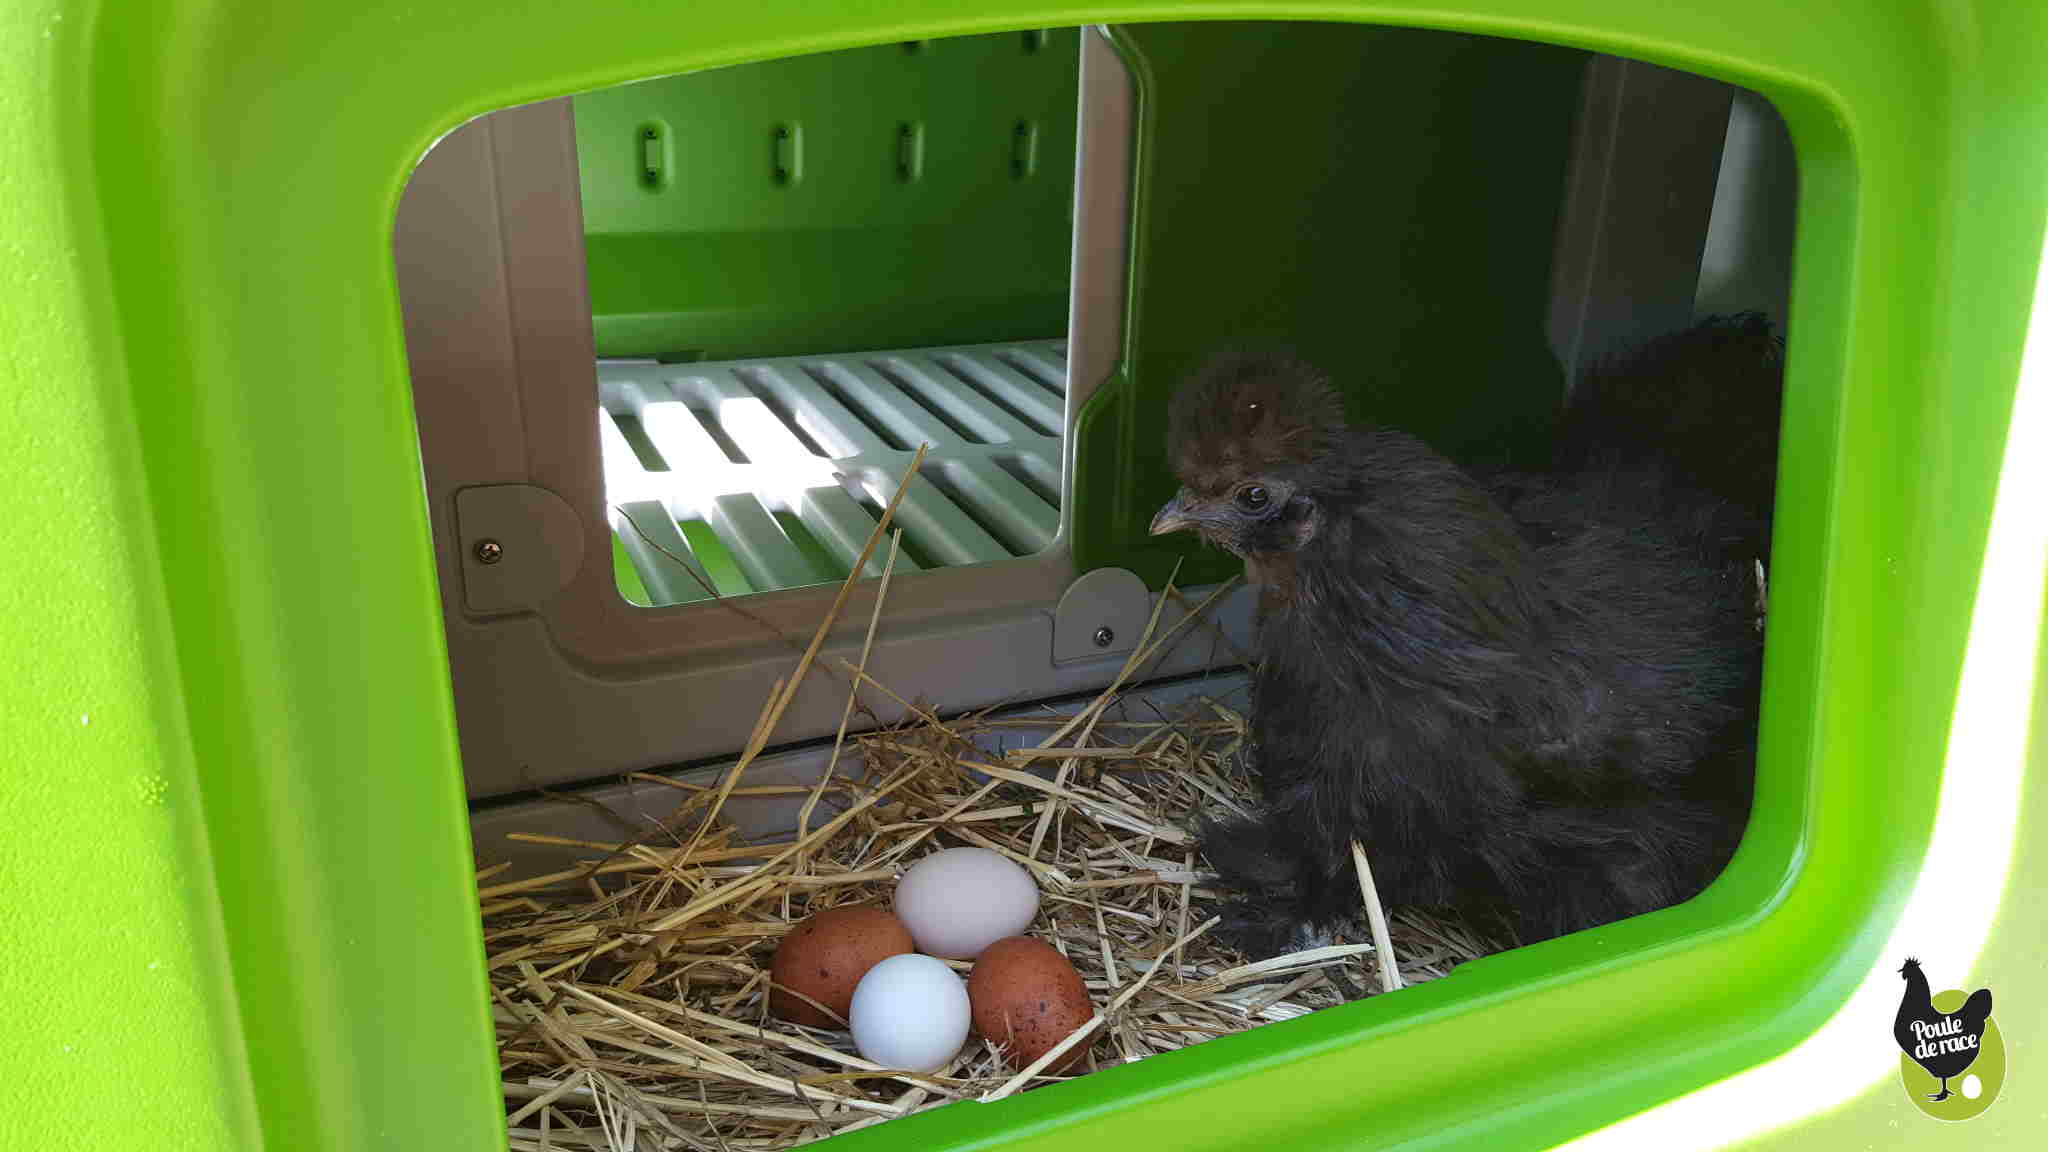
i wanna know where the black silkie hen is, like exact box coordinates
[1555,312,1785,553]
[1149,319,1778,954]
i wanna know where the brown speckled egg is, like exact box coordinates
[967,936,1094,1073]
[769,905,915,1028]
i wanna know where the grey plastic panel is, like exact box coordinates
[455,484,588,615]
[1052,566,1150,664]
[1694,89,1798,328]
[394,29,1263,803]
[471,669,1253,881]
[1546,55,1735,393]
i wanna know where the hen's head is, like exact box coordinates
[1148,352,1346,559]
[1899,957,1922,977]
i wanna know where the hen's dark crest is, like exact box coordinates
[1166,351,1347,493]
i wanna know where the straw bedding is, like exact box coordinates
[478,454,1498,1150]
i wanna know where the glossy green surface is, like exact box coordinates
[572,31,1078,360]
[1,2,2043,1151]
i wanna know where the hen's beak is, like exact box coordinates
[1149,488,1201,537]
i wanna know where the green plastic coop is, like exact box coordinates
[3,2,2045,1152]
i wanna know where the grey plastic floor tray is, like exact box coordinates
[599,339,1068,604]
[471,667,1252,881]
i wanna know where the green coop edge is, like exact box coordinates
[3,2,2042,1152]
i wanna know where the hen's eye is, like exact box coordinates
[1235,485,1271,513]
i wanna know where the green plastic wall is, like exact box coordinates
[1075,22,1584,587]
[573,31,1080,361]
[3,2,2046,1152]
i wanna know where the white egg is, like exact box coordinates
[848,953,971,1072]
[893,846,1041,959]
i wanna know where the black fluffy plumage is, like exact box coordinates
[1149,316,1780,954]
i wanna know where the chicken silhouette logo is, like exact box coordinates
[1893,958,2006,1121]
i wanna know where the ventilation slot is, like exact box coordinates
[850,464,1009,568]
[801,363,909,452]
[921,460,1058,556]
[610,413,670,471]
[867,358,991,444]
[933,354,1061,436]
[682,400,751,463]
[730,365,831,458]
[995,453,1060,508]
[844,485,939,571]
[994,347,1068,397]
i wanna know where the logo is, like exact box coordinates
[1892,957,2005,1121]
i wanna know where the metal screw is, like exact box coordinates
[475,539,504,565]
[1093,626,1115,648]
